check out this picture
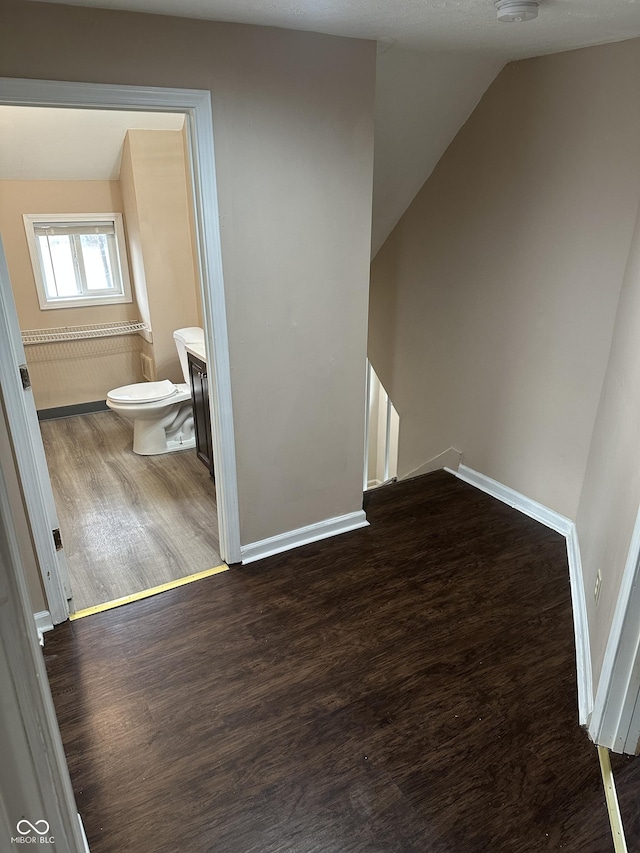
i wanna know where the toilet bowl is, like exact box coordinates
[106,328,204,455]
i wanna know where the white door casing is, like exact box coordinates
[0,237,70,623]
[0,404,86,851]
[0,78,241,624]
[589,502,640,754]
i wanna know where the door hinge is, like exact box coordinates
[19,364,31,390]
[52,528,63,551]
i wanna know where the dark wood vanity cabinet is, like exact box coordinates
[188,352,214,479]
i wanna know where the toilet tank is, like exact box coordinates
[173,327,205,384]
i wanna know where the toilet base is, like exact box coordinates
[131,409,196,456]
[133,434,197,456]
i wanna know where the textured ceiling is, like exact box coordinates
[26,0,640,59]
[13,1,640,255]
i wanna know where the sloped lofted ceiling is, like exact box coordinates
[22,0,640,256]
[0,107,185,180]
[372,48,503,257]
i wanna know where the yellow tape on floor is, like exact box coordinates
[598,745,628,853]
[69,564,229,620]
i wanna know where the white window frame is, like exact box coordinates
[23,212,132,310]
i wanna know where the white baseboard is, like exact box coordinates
[78,813,90,852]
[34,610,54,647]
[447,464,593,725]
[241,510,369,565]
[448,464,573,535]
[566,526,594,725]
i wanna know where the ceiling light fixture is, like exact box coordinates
[495,0,539,22]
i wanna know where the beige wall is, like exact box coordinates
[182,124,204,329]
[0,131,201,410]
[0,2,376,552]
[372,47,502,256]
[0,179,144,408]
[369,36,640,697]
[576,199,640,685]
[119,134,150,336]
[0,180,127,328]
[369,39,640,521]
[24,336,143,411]
[119,128,200,383]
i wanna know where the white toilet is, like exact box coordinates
[106,327,204,456]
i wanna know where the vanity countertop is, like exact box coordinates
[185,341,206,362]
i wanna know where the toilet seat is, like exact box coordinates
[108,379,179,405]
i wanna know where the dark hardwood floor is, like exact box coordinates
[40,411,221,611]
[43,470,638,852]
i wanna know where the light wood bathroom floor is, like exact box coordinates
[40,410,222,612]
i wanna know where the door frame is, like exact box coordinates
[0,435,87,851]
[589,502,640,753]
[0,78,242,623]
[0,237,71,622]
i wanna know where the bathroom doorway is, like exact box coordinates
[39,408,223,613]
[0,79,241,622]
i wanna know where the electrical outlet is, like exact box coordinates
[594,570,602,604]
